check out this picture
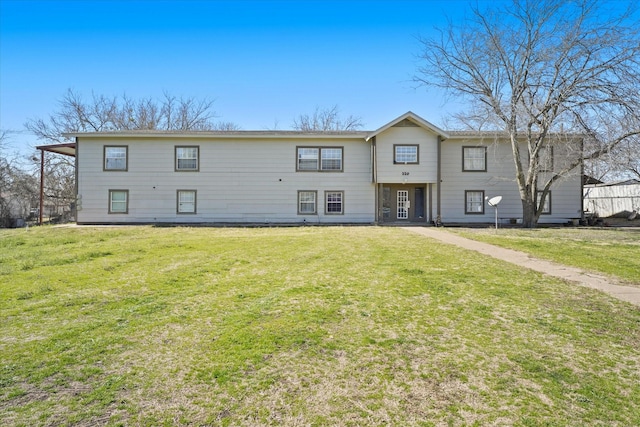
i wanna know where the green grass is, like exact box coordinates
[1,226,639,426]
[450,227,640,286]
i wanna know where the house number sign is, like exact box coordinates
[402,172,410,176]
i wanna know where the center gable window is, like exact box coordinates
[297,147,343,171]
[394,145,419,164]
[175,146,199,171]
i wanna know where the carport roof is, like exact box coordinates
[36,143,76,157]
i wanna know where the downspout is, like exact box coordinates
[580,137,584,222]
[371,136,378,223]
[437,135,442,220]
[372,136,377,184]
[75,138,79,223]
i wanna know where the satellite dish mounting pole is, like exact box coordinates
[486,196,502,231]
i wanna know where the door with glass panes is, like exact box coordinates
[382,186,426,222]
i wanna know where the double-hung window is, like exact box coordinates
[325,191,344,215]
[465,190,485,214]
[104,146,127,171]
[321,148,342,170]
[463,146,487,171]
[109,190,128,214]
[297,148,319,170]
[394,145,419,164]
[175,146,199,171]
[537,191,551,214]
[297,147,343,171]
[177,190,197,214]
[298,191,317,214]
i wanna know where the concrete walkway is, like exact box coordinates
[404,227,640,307]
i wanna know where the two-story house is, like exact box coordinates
[57,112,582,225]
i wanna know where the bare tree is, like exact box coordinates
[594,135,640,181]
[157,91,221,131]
[0,130,11,226]
[212,121,242,131]
[416,0,640,227]
[618,138,640,180]
[292,105,364,132]
[0,130,38,227]
[38,153,75,221]
[117,94,161,130]
[26,89,238,140]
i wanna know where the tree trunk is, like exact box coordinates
[521,197,537,228]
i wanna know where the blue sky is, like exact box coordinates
[1,0,473,152]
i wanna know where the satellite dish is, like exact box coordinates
[486,196,502,207]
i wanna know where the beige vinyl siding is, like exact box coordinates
[375,126,438,183]
[76,136,374,224]
[439,138,582,223]
[73,113,583,225]
[534,142,583,223]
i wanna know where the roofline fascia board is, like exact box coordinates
[36,142,76,150]
[444,134,585,142]
[63,132,369,140]
[35,143,77,157]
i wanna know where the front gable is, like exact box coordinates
[366,111,449,141]
[372,112,443,183]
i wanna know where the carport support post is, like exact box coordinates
[39,148,44,225]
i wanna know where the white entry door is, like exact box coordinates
[397,190,409,219]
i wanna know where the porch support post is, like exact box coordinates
[377,183,383,224]
[39,148,44,225]
[428,183,433,223]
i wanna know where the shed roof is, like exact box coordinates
[36,142,76,157]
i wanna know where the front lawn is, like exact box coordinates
[450,227,640,286]
[1,226,639,426]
